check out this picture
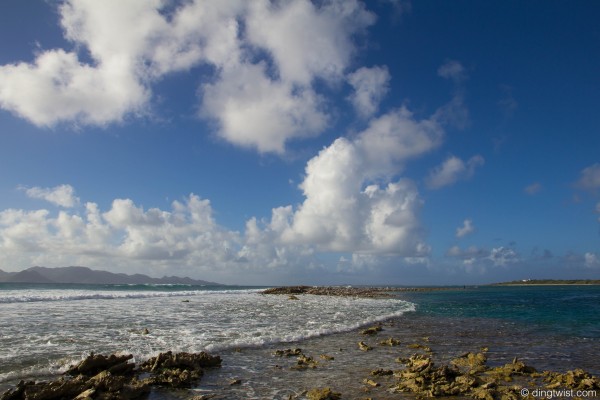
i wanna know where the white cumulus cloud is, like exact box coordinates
[456,219,474,238]
[21,184,80,208]
[584,252,600,268]
[426,155,484,189]
[264,106,443,256]
[347,65,391,118]
[200,60,328,154]
[0,0,377,154]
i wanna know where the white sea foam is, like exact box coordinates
[0,288,261,303]
[0,288,415,388]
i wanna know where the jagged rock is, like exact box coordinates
[360,326,382,335]
[407,343,432,352]
[1,352,217,400]
[140,351,222,373]
[274,348,303,357]
[543,369,600,390]
[362,379,379,387]
[262,286,393,298]
[73,388,95,400]
[371,369,393,376]
[306,387,342,400]
[288,295,300,300]
[229,379,242,385]
[319,354,335,361]
[451,352,487,372]
[66,353,135,377]
[358,341,372,351]
[296,354,318,369]
[378,337,401,346]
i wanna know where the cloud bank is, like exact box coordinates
[0,0,377,154]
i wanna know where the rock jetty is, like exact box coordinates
[262,286,393,297]
[0,351,221,400]
[262,285,458,298]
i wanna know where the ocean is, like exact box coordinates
[1,284,599,399]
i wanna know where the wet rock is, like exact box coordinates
[360,326,382,335]
[140,351,222,372]
[407,343,432,352]
[66,353,135,377]
[288,295,300,300]
[274,348,303,357]
[543,368,600,390]
[229,378,242,385]
[73,388,95,400]
[378,337,401,346]
[306,387,342,400]
[1,351,219,400]
[371,369,393,376]
[362,379,379,387]
[296,354,318,369]
[319,354,335,361]
[451,351,487,372]
[358,341,372,351]
[138,351,221,389]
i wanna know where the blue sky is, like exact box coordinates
[0,0,599,285]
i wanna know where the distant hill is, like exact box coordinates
[0,266,221,285]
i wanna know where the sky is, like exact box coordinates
[0,0,599,286]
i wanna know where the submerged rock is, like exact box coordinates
[371,368,393,376]
[358,341,372,351]
[378,337,401,346]
[360,326,382,335]
[273,348,303,357]
[306,387,342,400]
[362,379,379,387]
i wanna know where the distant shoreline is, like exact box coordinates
[491,279,600,286]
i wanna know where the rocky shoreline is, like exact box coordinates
[0,351,221,400]
[270,327,600,399]
[6,325,597,399]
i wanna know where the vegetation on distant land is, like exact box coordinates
[492,279,600,285]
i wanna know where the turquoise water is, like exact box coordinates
[399,285,600,339]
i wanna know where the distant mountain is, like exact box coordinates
[0,266,221,285]
[0,268,9,280]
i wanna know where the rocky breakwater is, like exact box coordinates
[262,285,461,298]
[262,286,394,298]
[0,351,221,400]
